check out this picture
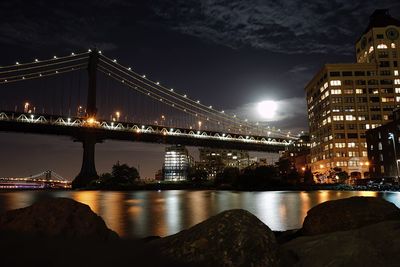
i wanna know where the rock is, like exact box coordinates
[0,197,118,241]
[281,220,400,267]
[149,209,279,267]
[302,196,400,235]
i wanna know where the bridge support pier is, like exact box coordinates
[72,136,99,188]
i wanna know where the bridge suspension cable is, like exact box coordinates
[99,55,253,127]
[0,55,89,75]
[98,66,239,131]
[0,51,89,71]
[0,64,87,84]
[0,49,298,139]
[98,53,297,139]
[99,58,245,128]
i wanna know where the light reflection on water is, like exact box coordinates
[0,190,398,238]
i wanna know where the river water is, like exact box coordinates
[0,190,399,238]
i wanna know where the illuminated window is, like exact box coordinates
[397,96,400,102]
[355,89,363,94]
[392,43,396,49]
[330,80,341,86]
[344,89,353,94]
[395,79,400,85]
[324,82,328,89]
[348,161,359,167]
[377,44,388,49]
[348,151,359,157]
[382,97,395,102]
[333,115,344,121]
[348,142,357,148]
[345,115,356,121]
[335,143,346,148]
[369,46,374,53]
[378,142,382,150]
[395,70,399,76]
[331,89,342,94]
[396,88,400,93]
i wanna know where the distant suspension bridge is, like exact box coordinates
[0,170,71,189]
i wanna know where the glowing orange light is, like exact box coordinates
[87,117,96,125]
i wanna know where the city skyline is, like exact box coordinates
[1,1,400,179]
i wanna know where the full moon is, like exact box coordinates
[257,100,277,119]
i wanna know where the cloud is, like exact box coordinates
[288,65,310,74]
[0,1,127,51]
[228,97,308,133]
[149,0,400,55]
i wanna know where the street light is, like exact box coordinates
[388,132,399,183]
[24,102,30,113]
[115,111,120,121]
[198,121,202,130]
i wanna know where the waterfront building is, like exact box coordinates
[305,9,400,179]
[197,148,250,179]
[366,109,400,178]
[279,134,311,174]
[163,145,193,181]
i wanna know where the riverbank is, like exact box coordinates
[1,196,400,266]
[82,181,400,192]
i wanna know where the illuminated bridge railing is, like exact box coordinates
[0,112,295,146]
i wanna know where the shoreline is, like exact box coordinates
[1,183,400,192]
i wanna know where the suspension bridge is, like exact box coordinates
[0,49,297,188]
[0,170,71,189]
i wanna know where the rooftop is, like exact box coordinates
[363,9,400,34]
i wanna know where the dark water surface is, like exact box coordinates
[0,190,399,238]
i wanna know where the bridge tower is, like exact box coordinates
[72,49,100,189]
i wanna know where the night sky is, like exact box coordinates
[1,0,400,180]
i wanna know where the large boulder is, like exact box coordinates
[281,220,400,267]
[0,197,118,240]
[302,196,400,236]
[149,209,279,266]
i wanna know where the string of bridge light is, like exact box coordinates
[99,54,256,129]
[98,59,248,131]
[99,65,293,138]
[98,66,242,132]
[98,56,260,133]
[0,51,90,71]
[0,65,87,85]
[97,64,254,133]
[99,53,296,139]
[0,63,87,83]
[0,56,89,76]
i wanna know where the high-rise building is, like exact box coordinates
[163,145,193,181]
[305,9,400,179]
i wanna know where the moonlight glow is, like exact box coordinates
[257,100,277,119]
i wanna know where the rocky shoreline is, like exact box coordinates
[1,196,400,266]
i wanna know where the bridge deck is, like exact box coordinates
[0,112,293,152]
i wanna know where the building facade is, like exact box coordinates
[279,134,311,174]
[163,145,193,181]
[305,9,400,178]
[367,109,400,178]
[197,148,250,179]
